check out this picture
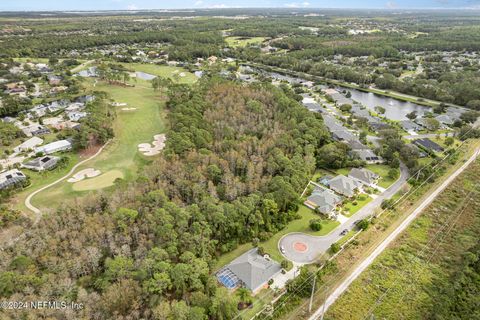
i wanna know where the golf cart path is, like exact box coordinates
[308,146,480,320]
[25,140,111,224]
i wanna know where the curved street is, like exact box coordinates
[279,163,410,264]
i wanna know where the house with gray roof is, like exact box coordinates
[22,156,60,172]
[328,175,360,197]
[435,114,454,126]
[348,168,379,187]
[0,169,27,190]
[353,149,383,164]
[399,120,422,132]
[304,187,342,217]
[216,248,282,294]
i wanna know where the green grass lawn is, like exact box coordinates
[28,77,166,209]
[225,36,266,48]
[120,63,197,84]
[72,169,124,191]
[342,194,373,217]
[239,288,275,320]
[336,229,356,247]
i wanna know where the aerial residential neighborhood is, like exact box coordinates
[0,2,480,320]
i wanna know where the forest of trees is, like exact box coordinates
[0,79,330,319]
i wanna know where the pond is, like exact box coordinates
[344,88,432,121]
[135,71,157,81]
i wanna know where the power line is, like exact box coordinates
[253,140,478,320]
[361,185,479,320]
[239,121,478,320]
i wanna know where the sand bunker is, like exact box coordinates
[72,170,123,191]
[67,168,101,183]
[111,102,127,107]
[121,107,137,111]
[138,134,166,156]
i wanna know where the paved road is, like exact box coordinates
[308,146,480,320]
[279,163,410,264]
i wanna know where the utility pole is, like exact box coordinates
[319,286,328,320]
[309,275,316,313]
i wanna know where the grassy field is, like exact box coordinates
[121,63,197,84]
[225,36,266,48]
[326,159,480,320]
[27,77,166,209]
[72,169,123,191]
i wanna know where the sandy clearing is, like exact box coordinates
[67,168,101,183]
[72,169,124,191]
[138,134,166,156]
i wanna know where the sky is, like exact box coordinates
[1,0,480,11]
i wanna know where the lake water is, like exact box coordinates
[135,71,157,80]
[344,88,432,121]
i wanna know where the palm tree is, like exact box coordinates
[237,287,252,305]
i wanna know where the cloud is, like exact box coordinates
[385,1,397,8]
[126,4,138,10]
[210,3,228,8]
[194,0,204,5]
[284,1,310,8]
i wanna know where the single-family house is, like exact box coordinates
[328,175,360,197]
[399,120,422,133]
[67,111,87,121]
[216,248,282,294]
[48,75,62,85]
[369,122,391,132]
[435,114,454,126]
[354,149,383,164]
[13,136,44,154]
[304,187,342,216]
[413,138,444,152]
[35,140,72,155]
[21,124,50,137]
[22,155,60,171]
[0,169,27,190]
[348,168,379,186]
[76,95,95,104]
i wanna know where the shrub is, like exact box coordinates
[356,219,370,230]
[330,243,341,254]
[309,219,323,231]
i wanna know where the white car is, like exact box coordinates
[280,246,286,254]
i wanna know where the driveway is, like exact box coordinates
[279,163,410,264]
